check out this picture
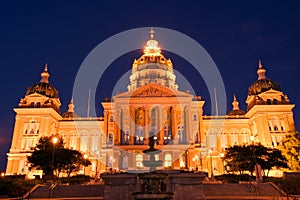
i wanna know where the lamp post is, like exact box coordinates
[83,154,88,175]
[220,152,225,174]
[250,135,261,182]
[51,136,58,181]
[95,150,99,178]
[208,149,213,177]
[192,155,199,171]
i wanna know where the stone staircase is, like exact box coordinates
[27,184,104,199]
[26,181,290,199]
[201,182,287,199]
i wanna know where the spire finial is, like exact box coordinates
[40,63,50,83]
[144,28,160,55]
[232,94,240,110]
[257,59,267,80]
[258,59,263,69]
[44,63,48,72]
[150,27,155,39]
[68,97,75,112]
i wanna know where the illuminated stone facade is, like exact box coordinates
[6,31,295,178]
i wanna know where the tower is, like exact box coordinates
[6,64,61,176]
[127,29,178,91]
[246,60,295,147]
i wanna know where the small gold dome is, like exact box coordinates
[26,82,59,98]
[248,79,281,96]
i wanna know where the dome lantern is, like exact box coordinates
[227,95,246,116]
[232,94,239,110]
[40,64,50,83]
[257,60,267,80]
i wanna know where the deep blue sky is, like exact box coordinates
[1,1,300,171]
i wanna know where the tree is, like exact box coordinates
[278,130,300,171]
[222,145,253,175]
[223,144,288,177]
[27,135,91,178]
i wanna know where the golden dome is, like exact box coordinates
[227,95,246,116]
[248,79,281,96]
[248,60,281,96]
[26,82,59,98]
[26,64,59,98]
[132,28,173,70]
[62,98,80,119]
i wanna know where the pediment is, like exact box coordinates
[26,92,47,98]
[114,83,192,99]
[260,89,283,95]
[133,84,177,97]
[258,89,284,98]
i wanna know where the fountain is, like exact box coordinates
[101,135,206,200]
[132,135,174,200]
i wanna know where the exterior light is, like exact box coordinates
[84,154,88,159]
[220,152,225,174]
[250,135,255,141]
[208,149,213,177]
[51,136,58,181]
[52,137,58,144]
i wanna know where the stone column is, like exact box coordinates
[104,111,109,147]
[129,107,135,145]
[144,106,149,145]
[158,107,164,145]
[11,117,22,150]
[171,106,178,144]
[287,113,295,130]
[185,105,192,144]
[114,109,121,145]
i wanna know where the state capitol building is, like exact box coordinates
[6,30,296,178]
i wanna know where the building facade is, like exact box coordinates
[6,30,295,178]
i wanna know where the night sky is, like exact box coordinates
[0,1,300,171]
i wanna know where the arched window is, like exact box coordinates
[207,129,217,149]
[135,127,144,145]
[178,125,186,144]
[194,132,199,144]
[164,153,172,168]
[267,99,271,105]
[29,120,37,134]
[230,132,239,145]
[220,131,228,149]
[69,133,77,149]
[36,102,41,107]
[193,114,197,121]
[164,126,171,144]
[90,132,99,151]
[108,133,114,144]
[109,115,114,122]
[80,132,88,152]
